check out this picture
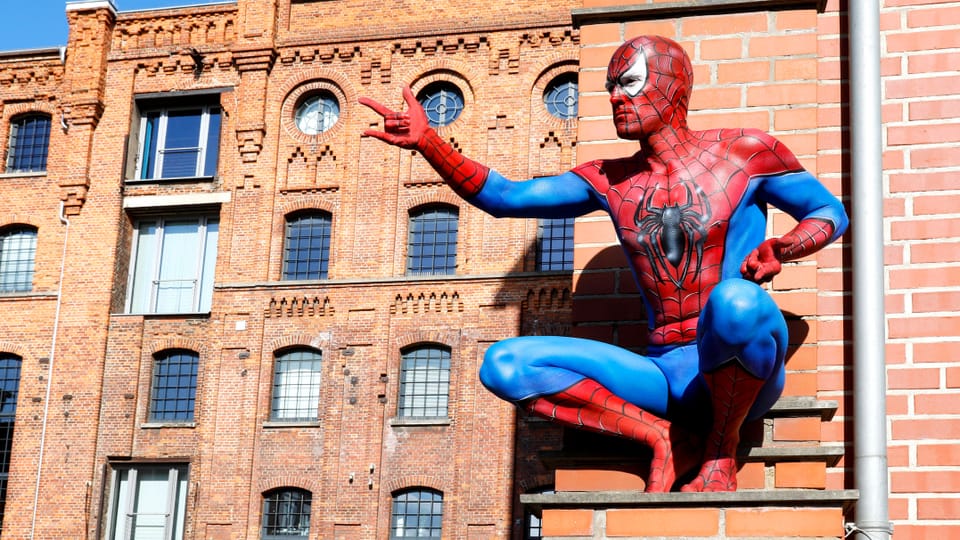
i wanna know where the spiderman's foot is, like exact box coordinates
[644,426,702,493]
[680,457,738,492]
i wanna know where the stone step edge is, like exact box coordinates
[768,397,838,420]
[541,444,845,467]
[521,488,860,512]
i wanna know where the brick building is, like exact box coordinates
[0,0,955,539]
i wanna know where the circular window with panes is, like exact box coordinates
[543,73,578,120]
[294,90,340,135]
[416,81,465,128]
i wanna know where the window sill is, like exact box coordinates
[125,175,216,184]
[263,420,321,428]
[0,171,46,179]
[389,417,450,427]
[141,422,196,429]
[117,311,212,319]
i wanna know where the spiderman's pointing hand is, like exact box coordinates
[359,86,430,150]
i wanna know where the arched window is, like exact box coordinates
[0,226,37,292]
[262,488,312,539]
[294,91,340,135]
[6,113,51,173]
[0,354,21,527]
[282,211,332,280]
[149,350,199,423]
[271,348,322,422]
[390,488,443,539]
[398,345,451,418]
[416,82,464,127]
[407,205,458,276]
[543,73,579,120]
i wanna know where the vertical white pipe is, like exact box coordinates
[848,0,892,538]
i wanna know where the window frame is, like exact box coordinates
[133,102,221,181]
[416,82,464,128]
[269,348,322,423]
[148,349,199,424]
[406,205,459,277]
[125,213,219,315]
[0,225,37,293]
[104,462,190,540]
[390,488,443,539]
[0,354,21,529]
[397,345,451,420]
[281,210,332,281]
[543,73,579,120]
[535,217,575,272]
[6,113,51,174]
[261,488,312,539]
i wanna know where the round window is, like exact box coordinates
[417,82,464,127]
[544,74,578,120]
[294,91,340,135]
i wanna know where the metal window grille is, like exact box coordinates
[282,212,331,280]
[271,349,321,421]
[149,350,198,422]
[390,489,443,539]
[7,114,50,173]
[543,75,579,120]
[398,346,450,418]
[0,355,21,528]
[536,217,574,271]
[407,206,458,276]
[0,227,36,292]
[262,489,312,538]
[417,83,464,127]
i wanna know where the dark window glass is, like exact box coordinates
[391,488,443,539]
[398,346,450,418]
[271,349,322,421]
[525,488,554,540]
[262,488,311,539]
[137,105,220,180]
[543,74,578,120]
[282,212,331,280]
[407,206,458,276]
[416,82,464,127]
[0,355,21,528]
[536,217,574,271]
[6,114,50,173]
[149,350,198,422]
[0,226,36,292]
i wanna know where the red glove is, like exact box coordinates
[740,237,789,284]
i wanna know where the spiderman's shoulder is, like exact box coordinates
[722,129,803,175]
[571,150,647,190]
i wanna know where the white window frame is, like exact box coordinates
[135,103,220,180]
[125,214,219,314]
[105,463,189,540]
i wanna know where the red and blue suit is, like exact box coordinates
[361,35,848,492]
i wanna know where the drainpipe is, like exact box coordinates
[29,202,70,538]
[847,0,892,538]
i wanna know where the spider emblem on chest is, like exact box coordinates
[633,180,712,287]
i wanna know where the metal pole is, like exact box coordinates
[848,0,892,538]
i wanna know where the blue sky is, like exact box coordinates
[0,1,231,51]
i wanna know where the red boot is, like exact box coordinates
[526,378,699,492]
[681,362,765,492]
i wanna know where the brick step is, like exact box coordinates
[521,489,859,539]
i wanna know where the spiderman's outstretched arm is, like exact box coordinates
[360,87,601,218]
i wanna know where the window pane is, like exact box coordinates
[0,227,37,292]
[544,75,579,120]
[203,108,221,177]
[407,207,458,276]
[282,212,331,280]
[398,347,450,418]
[140,113,161,179]
[7,115,50,172]
[155,220,201,313]
[416,83,464,127]
[271,350,321,421]
[149,351,198,422]
[0,356,21,529]
[536,217,574,271]
[391,489,442,539]
[263,489,311,537]
[198,219,219,312]
[110,465,188,540]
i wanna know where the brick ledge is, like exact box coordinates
[521,489,859,512]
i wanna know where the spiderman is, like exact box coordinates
[360,35,847,492]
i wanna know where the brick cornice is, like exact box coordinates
[232,46,277,73]
[571,0,827,26]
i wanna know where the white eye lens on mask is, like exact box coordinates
[620,53,647,98]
